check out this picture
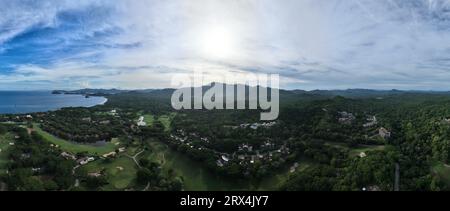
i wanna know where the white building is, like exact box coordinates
[137,116,147,126]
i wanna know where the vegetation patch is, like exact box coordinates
[432,162,450,186]
[158,113,176,131]
[0,133,14,174]
[144,141,239,191]
[34,124,120,155]
[80,156,138,190]
[143,114,155,126]
[349,145,386,157]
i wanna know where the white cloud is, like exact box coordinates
[2,0,450,90]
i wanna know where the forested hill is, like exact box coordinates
[54,86,450,99]
[4,86,450,191]
[97,86,450,112]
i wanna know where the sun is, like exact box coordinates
[200,26,236,59]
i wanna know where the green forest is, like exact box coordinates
[2,88,450,191]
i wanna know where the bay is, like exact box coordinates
[0,91,107,114]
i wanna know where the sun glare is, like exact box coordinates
[200,26,236,59]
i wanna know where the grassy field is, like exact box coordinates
[0,133,14,174]
[325,141,386,157]
[143,141,302,191]
[349,145,386,157]
[144,141,252,191]
[80,156,138,190]
[432,162,450,186]
[157,113,176,131]
[33,124,120,155]
[143,114,155,126]
[257,160,313,190]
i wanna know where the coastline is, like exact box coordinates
[0,91,108,115]
[96,97,109,106]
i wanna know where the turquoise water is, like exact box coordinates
[0,91,107,114]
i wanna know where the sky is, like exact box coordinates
[1,0,450,90]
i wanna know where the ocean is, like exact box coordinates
[0,91,107,114]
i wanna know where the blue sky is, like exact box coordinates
[1,0,450,90]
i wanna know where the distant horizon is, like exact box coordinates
[2,1,450,90]
[2,86,450,93]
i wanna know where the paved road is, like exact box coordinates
[394,163,400,191]
[127,149,145,169]
[0,182,6,191]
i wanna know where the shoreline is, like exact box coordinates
[93,97,108,107]
[0,92,108,115]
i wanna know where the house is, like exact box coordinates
[100,120,111,125]
[250,123,259,130]
[338,111,355,124]
[82,117,92,122]
[240,123,250,128]
[363,116,378,128]
[109,110,118,116]
[137,116,146,126]
[103,151,117,158]
[379,127,391,139]
[77,157,95,165]
[250,156,255,164]
[221,155,230,162]
[238,144,253,152]
[261,122,277,128]
[31,168,41,173]
[88,172,102,178]
[61,152,76,160]
[363,186,381,191]
[359,152,367,158]
[21,153,31,159]
[77,158,88,165]
[290,163,299,173]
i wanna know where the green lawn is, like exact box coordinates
[80,156,138,190]
[144,141,246,191]
[324,141,349,149]
[0,133,14,174]
[143,114,155,127]
[349,145,386,157]
[144,141,291,191]
[257,160,313,191]
[432,162,450,186]
[33,124,120,155]
[158,113,176,131]
[325,141,386,157]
